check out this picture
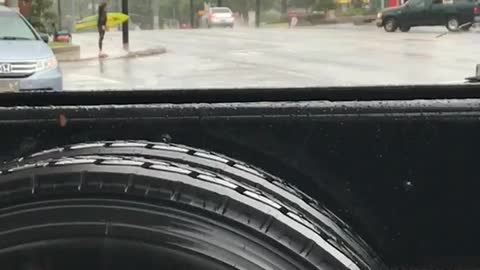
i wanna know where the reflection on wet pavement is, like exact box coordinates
[61,25,480,90]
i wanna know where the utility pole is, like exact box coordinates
[57,0,62,30]
[255,0,260,28]
[122,0,129,49]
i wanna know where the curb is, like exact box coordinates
[352,15,376,25]
[308,15,376,26]
[59,47,166,63]
[52,45,81,62]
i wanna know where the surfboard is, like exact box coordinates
[75,13,129,31]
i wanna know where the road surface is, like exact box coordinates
[61,24,480,90]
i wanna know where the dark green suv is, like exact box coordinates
[377,0,480,32]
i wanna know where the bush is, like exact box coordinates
[313,0,337,11]
[306,11,326,24]
[262,9,283,24]
[345,8,368,16]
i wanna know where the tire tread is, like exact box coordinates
[0,141,384,270]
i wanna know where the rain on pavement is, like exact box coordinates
[61,24,480,90]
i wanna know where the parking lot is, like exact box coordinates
[60,24,480,90]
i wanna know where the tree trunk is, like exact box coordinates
[281,0,287,14]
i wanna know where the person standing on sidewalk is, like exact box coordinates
[98,0,108,57]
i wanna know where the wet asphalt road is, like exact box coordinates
[61,24,480,90]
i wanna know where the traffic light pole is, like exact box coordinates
[122,0,129,49]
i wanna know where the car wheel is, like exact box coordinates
[0,141,383,270]
[384,18,398,32]
[446,17,460,31]
[399,25,411,32]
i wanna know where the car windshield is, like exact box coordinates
[212,7,232,13]
[0,11,37,40]
[0,0,478,91]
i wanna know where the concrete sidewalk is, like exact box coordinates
[60,31,166,62]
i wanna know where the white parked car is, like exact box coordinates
[207,7,234,28]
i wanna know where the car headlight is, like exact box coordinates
[35,57,58,72]
[377,12,383,19]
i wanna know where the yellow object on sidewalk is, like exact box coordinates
[75,13,129,31]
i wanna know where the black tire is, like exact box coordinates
[383,18,398,32]
[0,141,383,270]
[446,16,460,31]
[399,25,411,32]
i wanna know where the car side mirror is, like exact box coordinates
[39,33,49,43]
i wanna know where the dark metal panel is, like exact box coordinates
[5,84,480,106]
[1,99,480,123]
[0,91,480,268]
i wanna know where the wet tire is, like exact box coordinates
[0,141,382,270]
[446,17,460,31]
[384,18,398,32]
[399,25,411,32]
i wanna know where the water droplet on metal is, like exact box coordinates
[403,180,414,192]
[58,114,68,128]
[161,134,172,143]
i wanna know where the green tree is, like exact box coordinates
[130,0,154,29]
[312,0,336,10]
[27,0,57,33]
[158,0,191,23]
[222,0,276,18]
[286,0,336,10]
